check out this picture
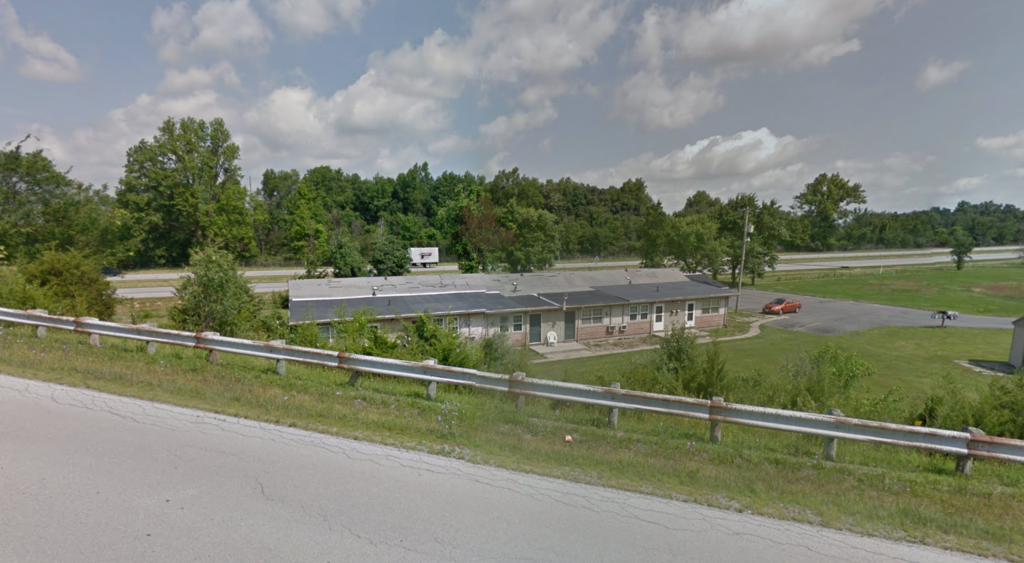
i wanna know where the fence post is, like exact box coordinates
[28,310,48,338]
[511,371,526,412]
[200,332,220,363]
[822,408,843,462]
[141,323,158,354]
[608,382,620,429]
[956,426,985,476]
[710,396,724,444]
[270,340,287,375]
[424,358,438,399]
[79,318,100,347]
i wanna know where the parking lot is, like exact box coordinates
[737,289,1013,335]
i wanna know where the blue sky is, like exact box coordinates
[2,0,1024,212]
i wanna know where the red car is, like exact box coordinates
[763,297,801,315]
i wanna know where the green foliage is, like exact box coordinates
[169,248,262,336]
[781,343,876,412]
[116,117,255,266]
[792,173,867,251]
[0,266,46,310]
[369,234,411,276]
[19,251,118,319]
[501,204,559,273]
[329,237,368,278]
[948,226,975,270]
[1,138,119,264]
[638,201,669,267]
[624,329,731,399]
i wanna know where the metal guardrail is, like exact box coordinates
[2,306,1022,467]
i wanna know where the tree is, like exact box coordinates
[1,136,119,263]
[20,251,118,319]
[169,248,261,336]
[369,234,411,276]
[329,237,368,278]
[792,173,867,251]
[116,117,256,266]
[455,196,512,273]
[948,226,974,270]
[638,201,670,267]
[667,214,724,276]
[501,204,559,273]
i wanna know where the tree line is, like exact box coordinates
[3,118,1023,281]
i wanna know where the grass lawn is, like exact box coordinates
[1,324,1022,560]
[531,326,1011,402]
[755,263,1024,317]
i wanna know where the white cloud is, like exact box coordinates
[427,134,474,156]
[479,151,509,178]
[0,0,82,82]
[157,62,241,93]
[976,130,1024,159]
[580,128,814,203]
[631,0,896,72]
[480,101,557,144]
[262,0,369,36]
[916,59,970,91]
[614,69,724,131]
[834,152,935,190]
[151,0,273,64]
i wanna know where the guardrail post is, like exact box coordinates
[511,371,526,412]
[608,382,620,429]
[822,408,843,461]
[79,317,101,347]
[200,332,220,363]
[141,323,158,354]
[348,371,361,386]
[28,310,48,338]
[710,396,724,444]
[270,340,287,375]
[956,426,985,476]
[424,358,438,399]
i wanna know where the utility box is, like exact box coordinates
[409,247,439,268]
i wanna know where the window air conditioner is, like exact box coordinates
[619,324,628,331]
[606,325,616,333]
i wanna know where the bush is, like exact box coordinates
[19,251,118,319]
[623,329,731,399]
[0,266,46,310]
[169,248,262,337]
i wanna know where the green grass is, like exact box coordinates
[703,312,763,339]
[2,324,1022,560]
[531,326,1011,402]
[755,263,1024,317]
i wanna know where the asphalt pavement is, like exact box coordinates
[0,375,996,563]
[737,289,1013,335]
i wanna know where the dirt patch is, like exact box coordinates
[970,282,1024,298]
[582,335,660,352]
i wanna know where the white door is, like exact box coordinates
[653,304,664,332]
[685,302,696,328]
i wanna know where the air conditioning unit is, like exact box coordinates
[619,324,628,331]
[606,325,616,333]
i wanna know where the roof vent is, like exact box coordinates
[372,286,378,297]
[626,276,631,285]
[512,282,518,292]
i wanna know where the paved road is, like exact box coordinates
[737,289,1013,335]
[779,246,1020,261]
[114,251,1020,299]
[0,375,994,563]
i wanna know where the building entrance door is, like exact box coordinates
[653,304,664,332]
[685,302,696,328]
[529,313,542,344]
[564,311,576,341]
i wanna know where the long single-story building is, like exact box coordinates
[287,269,737,346]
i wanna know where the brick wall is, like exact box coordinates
[695,311,726,329]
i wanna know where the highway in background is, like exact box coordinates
[0,375,990,563]
[115,248,1021,299]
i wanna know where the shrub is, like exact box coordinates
[0,266,45,310]
[19,251,118,319]
[623,329,731,399]
[169,248,262,337]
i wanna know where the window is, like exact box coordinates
[512,314,524,332]
[628,305,638,322]
[640,304,650,320]
[581,307,603,325]
[499,316,510,333]
[701,298,721,315]
[447,317,460,332]
[433,317,446,328]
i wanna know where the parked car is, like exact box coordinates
[100,266,121,277]
[763,297,801,315]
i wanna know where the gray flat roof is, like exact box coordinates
[289,268,695,300]
[537,290,627,307]
[593,280,734,302]
[289,291,526,324]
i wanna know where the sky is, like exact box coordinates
[2,0,1024,213]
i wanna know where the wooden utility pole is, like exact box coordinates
[735,207,751,313]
